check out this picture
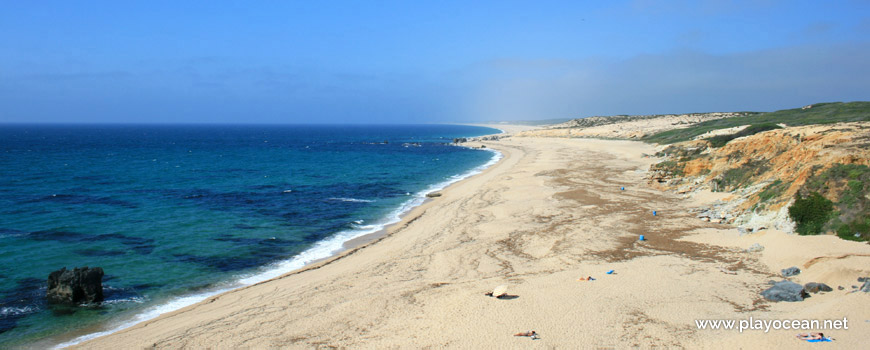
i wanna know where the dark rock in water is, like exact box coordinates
[804,282,833,293]
[426,192,442,198]
[781,266,801,277]
[859,276,867,282]
[761,280,808,302]
[46,267,104,305]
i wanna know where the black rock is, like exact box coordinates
[861,280,870,293]
[781,266,801,277]
[761,280,808,302]
[804,282,833,294]
[46,267,104,305]
[859,277,867,282]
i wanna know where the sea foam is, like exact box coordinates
[57,147,502,349]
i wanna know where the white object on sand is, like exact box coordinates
[492,285,508,298]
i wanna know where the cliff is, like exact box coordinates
[513,101,870,242]
[648,122,870,241]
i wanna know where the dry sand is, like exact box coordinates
[76,136,870,349]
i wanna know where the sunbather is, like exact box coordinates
[796,333,825,341]
[514,331,538,339]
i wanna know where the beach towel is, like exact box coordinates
[805,337,833,342]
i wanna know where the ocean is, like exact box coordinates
[0,124,500,347]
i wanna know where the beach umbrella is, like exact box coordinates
[492,285,508,298]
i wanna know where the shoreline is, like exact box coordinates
[66,139,514,349]
[46,128,504,349]
[336,148,502,258]
[338,126,516,253]
[73,135,870,349]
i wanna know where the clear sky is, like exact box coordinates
[1,0,869,123]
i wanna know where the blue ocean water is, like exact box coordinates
[0,124,499,347]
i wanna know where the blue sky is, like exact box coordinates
[1,0,868,123]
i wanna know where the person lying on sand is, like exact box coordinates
[514,331,538,339]
[796,333,825,340]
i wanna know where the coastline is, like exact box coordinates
[42,127,504,349]
[73,134,870,349]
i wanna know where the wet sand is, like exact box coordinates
[76,136,870,349]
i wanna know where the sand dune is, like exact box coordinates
[76,136,869,349]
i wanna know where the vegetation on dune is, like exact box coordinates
[788,192,834,236]
[650,143,708,178]
[757,179,789,202]
[643,101,870,144]
[714,160,770,192]
[650,160,684,176]
[706,123,782,148]
[654,143,706,160]
[800,163,870,241]
[643,101,870,242]
[649,145,870,241]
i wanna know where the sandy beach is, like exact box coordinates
[76,135,870,349]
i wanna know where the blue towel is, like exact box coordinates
[805,337,833,342]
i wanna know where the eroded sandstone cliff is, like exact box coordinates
[649,122,870,239]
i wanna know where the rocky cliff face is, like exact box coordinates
[649,122,870,236]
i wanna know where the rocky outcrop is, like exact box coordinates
[455,135,504,143]
[781,266,801,277]
[745,243,764,253]
[470,135,504,141]
[803,282,832,293]
[648,122,870,235]
[761,280,808,302]
[47,267,104,305]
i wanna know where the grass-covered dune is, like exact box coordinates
[643,101,870,144]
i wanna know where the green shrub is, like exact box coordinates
[836,219,870,241]
[652,160,684,176]
[788,192,834,235]
[800,163,870,242]
[715,160,769,191]
[758,180,789,202]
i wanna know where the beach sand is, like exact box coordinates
[76,136,870,349]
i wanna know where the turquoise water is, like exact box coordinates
[0,124,499,347]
